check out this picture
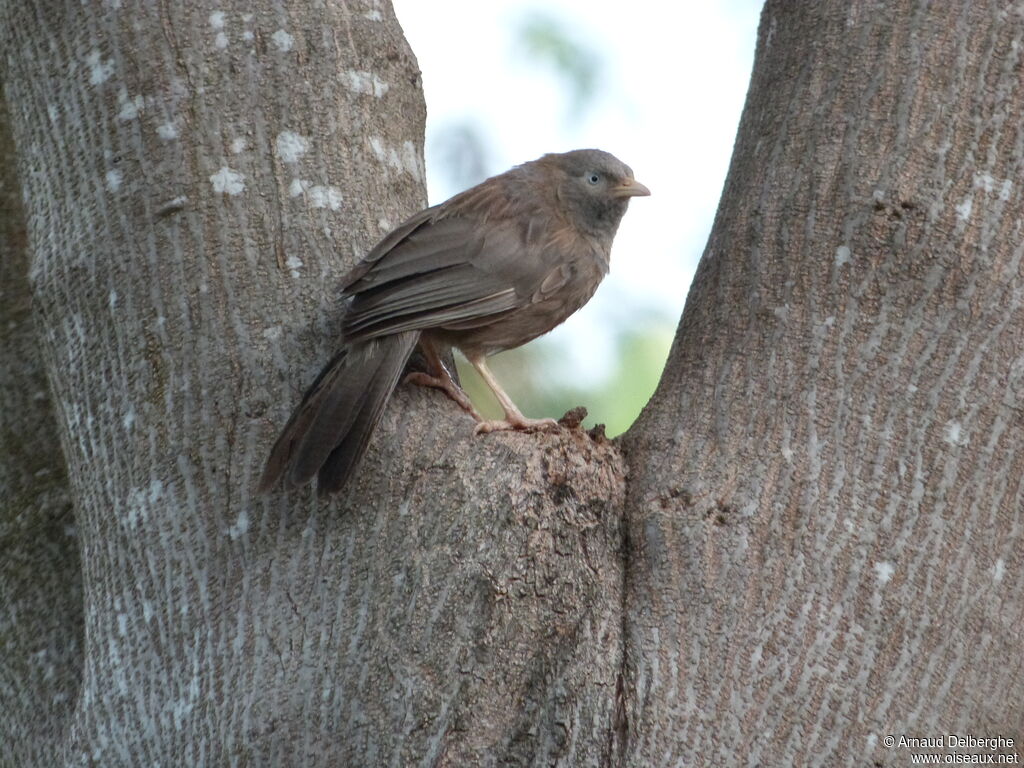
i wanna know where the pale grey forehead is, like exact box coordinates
[553,149,634,178]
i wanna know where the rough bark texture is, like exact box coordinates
[621,2,1024,765]
[1,1,623,765]
[2,0,1022,766]
[0,93,83,768]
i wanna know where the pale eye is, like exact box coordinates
[587,173,601,185]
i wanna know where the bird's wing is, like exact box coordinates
[340,212,558,342]
[340,206,439,288]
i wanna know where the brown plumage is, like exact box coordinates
[259,149,649,496]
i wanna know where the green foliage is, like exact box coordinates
[456,319,675,438]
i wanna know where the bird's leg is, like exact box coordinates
[404,338,483,421]
[467,355,559,434]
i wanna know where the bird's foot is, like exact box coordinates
[474,416,559,435]
[404,371,483,421]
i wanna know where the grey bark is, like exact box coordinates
[0,93,82,768]
[1,1,1021,767]
[622,2,1024,765]
[1,0,621,765]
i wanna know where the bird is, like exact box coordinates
[258,148,649,496]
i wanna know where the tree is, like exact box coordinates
[2,1,1021,765]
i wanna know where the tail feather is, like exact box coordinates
[258,331,419,495]
[316,333,418,495]
[257,348,351,493]
[288,342,388,487]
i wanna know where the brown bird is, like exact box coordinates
[259,148,649,496]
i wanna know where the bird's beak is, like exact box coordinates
[611,178,651,198]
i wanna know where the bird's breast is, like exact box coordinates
[441,251,607,357]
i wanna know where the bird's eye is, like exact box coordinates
[587,173,601,185]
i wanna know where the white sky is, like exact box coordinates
[391,1,763,382]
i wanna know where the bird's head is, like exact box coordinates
[541,149,650,239]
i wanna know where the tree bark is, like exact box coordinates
[2,0,1022,766]
[622,2,1024,764]
[0,91,83,768]
[1,1,623,765]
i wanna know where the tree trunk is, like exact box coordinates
[621,2,1024,764]
[1,1,1021,766]
[0,93,83,768]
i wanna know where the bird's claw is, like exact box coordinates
[404,371,482,421]
[473,416,560,435]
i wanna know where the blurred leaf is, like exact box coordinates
[515,12,603,120]
[456,318,675,438]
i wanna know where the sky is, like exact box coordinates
[390,0,764,385]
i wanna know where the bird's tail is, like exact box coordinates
[258,331,419,496]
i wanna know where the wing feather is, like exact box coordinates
[338,174,578,344]
[346,219,486,292]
